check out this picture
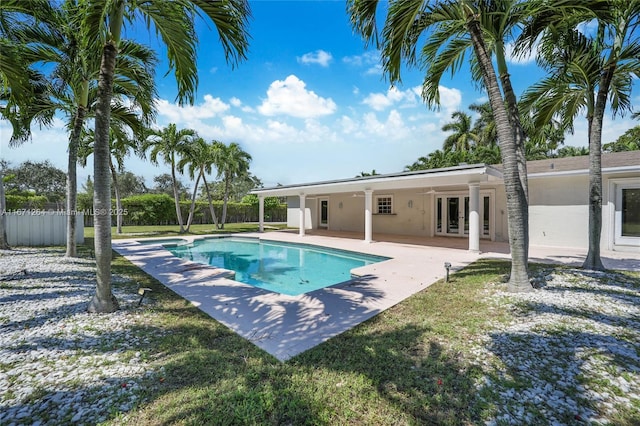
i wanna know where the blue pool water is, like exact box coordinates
[166,237,389,296]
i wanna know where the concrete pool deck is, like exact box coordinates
[112,232,639,361]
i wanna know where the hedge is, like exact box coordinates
[77,193,286,226]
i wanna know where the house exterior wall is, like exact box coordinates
[283,171,639,252]
[527,175,590,248]
[286,196,315,230]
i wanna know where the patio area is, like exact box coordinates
[112,230,639,361]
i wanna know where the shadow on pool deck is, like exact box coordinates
[113,231,639,360]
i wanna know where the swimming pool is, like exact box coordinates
[166,237,389,296]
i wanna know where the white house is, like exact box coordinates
[251,151,640,253]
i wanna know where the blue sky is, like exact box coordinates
[1,1,638,190]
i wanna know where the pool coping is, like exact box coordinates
[112,232,482,361]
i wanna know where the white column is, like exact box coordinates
[299,193,306,237]
[258,195,265,233]
[469,183,480,252]
[364,189,373,243]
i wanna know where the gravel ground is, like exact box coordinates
[474,268,640,425]
[1,248,638,425]
[0,248,165,426]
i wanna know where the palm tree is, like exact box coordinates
[3,1,156,256]
[442,111,478,152]
[212,142,252,229]
[0,0,57,249]
[177,136,220,232]
[79,125,146,235]
[178,135,211,232]
[520,1,640,270]
[145,124,197,234]
[348,0,531,290]
[469,102,497,147]
[84,0,250,312]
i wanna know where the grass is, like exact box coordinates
[101,250,515,425]
[83,223,288,240]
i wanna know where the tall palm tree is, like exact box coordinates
[348,0,531,290]
[145,124,197,234]
[84,0,250,312]
[520,1,640,270]
[177,136,220,232]
[212,142,252,229]
[3,1,156,256]
[441,111,479,152]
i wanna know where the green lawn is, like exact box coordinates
[91,240,640,425]
[83,223,288,240]
[105,247,507,425]
[71,234,639,425]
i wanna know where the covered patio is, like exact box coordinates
[251,164,505,253]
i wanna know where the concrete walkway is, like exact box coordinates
[113,232,639,361]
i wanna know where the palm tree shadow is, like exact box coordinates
[294,323,483,425]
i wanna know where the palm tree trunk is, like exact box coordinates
[88,39,119,313]
[202,173,219,228]
[185,171,201,232]
[495,41,529,204]
[0,172,9,250]
[65,97,88,257]
[110,159,123,235]
[581,64,615,271]
[170,159,185,233]
[221,174,231,229]
[467,14,530,291]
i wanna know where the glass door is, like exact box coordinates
[319,199,329,228]
[436,193,491,238]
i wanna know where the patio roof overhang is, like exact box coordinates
[251,163,503,198]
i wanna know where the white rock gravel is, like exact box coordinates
[474,268,640,425]
[1,248,638,425]
[0,248,165,426]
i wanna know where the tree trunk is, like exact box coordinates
[88,39,119,313]
[467,14,530,291]
[65,100,87,257]
[495,42,529,205]
[170,158,185,233]
[0,172,9,250]
[220,174,230,229]
[110,160,123,235]
[185,171,201,232]
[202,173,219,228]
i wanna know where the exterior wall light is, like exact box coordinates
[408,200,413,208]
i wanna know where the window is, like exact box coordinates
[622,188,640,237]
[376,196,393,214]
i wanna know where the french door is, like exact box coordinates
[435,193,492,238]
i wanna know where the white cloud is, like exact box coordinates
[437,86,462,116]
[343,51,381,75]
[362,86,420,111]
[155,94,229,123]
[297,50,333,67]
[257,75,337,118]
[230,97,242,107]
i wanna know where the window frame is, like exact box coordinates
[375,195,394,215]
